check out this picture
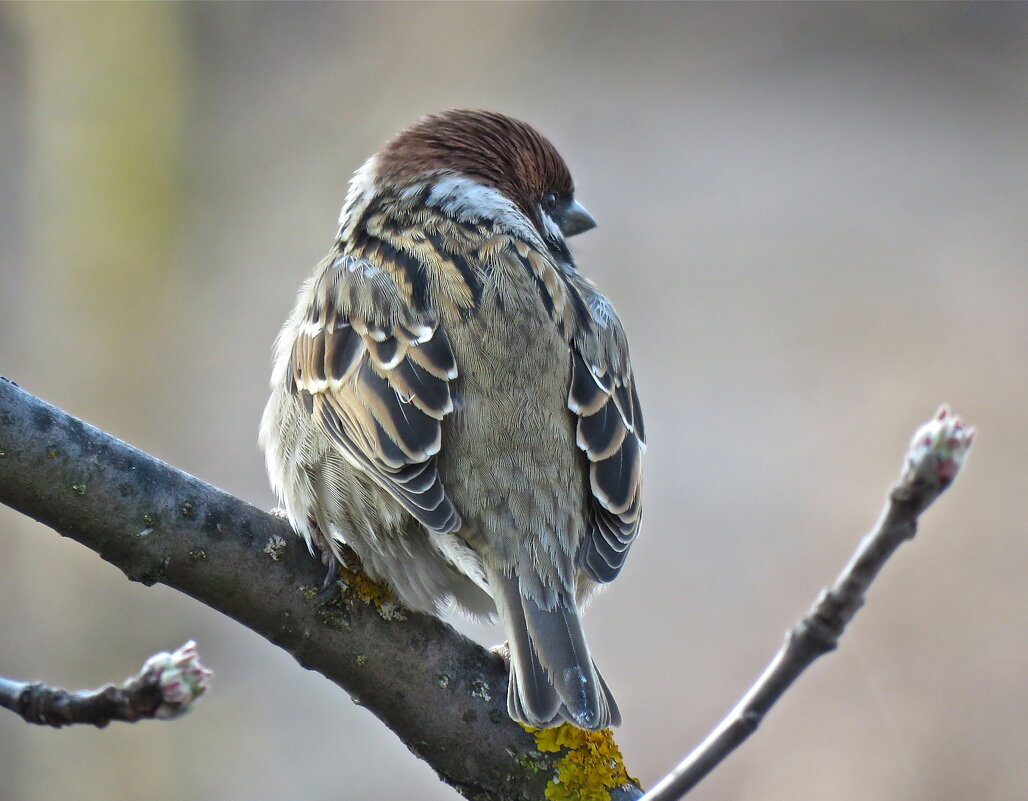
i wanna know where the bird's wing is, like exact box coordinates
[566,279,645,583]
[286,253,461,535]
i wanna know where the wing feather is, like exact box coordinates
[406,325,457,379]
[576,398,628,461]
[288,253,460,535]
[326,322,364,383]
[564,281,645,584]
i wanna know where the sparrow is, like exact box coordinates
[259,110,644,731]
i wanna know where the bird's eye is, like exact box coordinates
[542,192,558,213]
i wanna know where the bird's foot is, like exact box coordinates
[319,552,341,595]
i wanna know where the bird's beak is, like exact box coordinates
[558,199,597,238]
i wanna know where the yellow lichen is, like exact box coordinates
[528,723,639,801]
[336,562,395,607]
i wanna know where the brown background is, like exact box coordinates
[1,3,1025,800]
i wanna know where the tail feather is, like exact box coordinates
[489,568,619,731]
[592,660,621,728]
[508,658,562,729]
[490,570,562,726]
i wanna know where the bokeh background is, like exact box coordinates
[1,3,1025,800]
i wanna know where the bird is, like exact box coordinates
[259,109,644,731]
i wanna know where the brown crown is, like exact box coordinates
[375,110,574,225]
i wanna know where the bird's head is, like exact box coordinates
[341,109,595,252]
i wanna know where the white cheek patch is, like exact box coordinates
[338,155,380,230]
[398,182,425,200]
[540,211,562,242]
[426,175,543,245]
[338,166,557,254]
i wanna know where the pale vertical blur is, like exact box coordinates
[0,4,1025,800]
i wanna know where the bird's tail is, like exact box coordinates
[488,568,619,731]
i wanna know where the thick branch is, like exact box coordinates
[641,406,974,801]
[0,641,210,728]
[0,378,640,801]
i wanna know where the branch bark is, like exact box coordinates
[0,377,640,801]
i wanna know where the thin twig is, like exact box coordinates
[641,406,974,801]
[0,641,210,728]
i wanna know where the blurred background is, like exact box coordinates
[1,3,1025,800]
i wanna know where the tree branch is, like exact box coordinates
[0,376,972,801]
[641,406,974,801]
[0,641,211,728]
[0,377,640,801]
